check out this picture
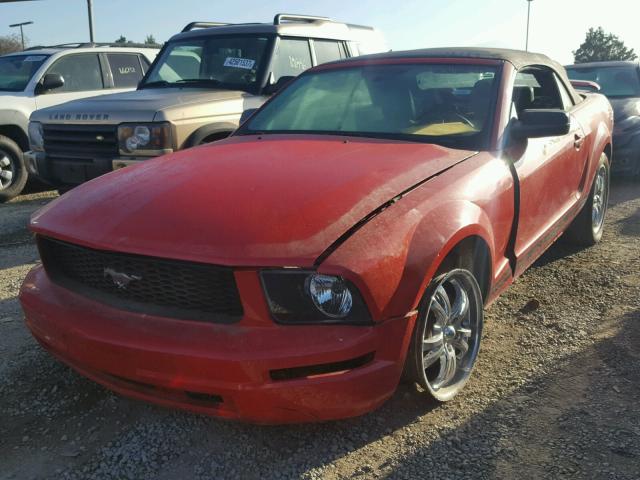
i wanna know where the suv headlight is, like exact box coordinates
[118,122,172,156]
[28,121,44,152]
[260,270,371,324]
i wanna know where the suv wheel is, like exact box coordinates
[0,135,28,202]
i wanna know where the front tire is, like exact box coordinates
[0,135,28,203]
[404,269,484,402]
[564,152,610,246]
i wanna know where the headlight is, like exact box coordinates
[28,121,44,152]
[118,122,172,156]
[260,270,371,325]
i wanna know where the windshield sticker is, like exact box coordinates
[24,55,46,62]
[224,57,255,70]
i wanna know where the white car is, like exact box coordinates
[0,43,158,201]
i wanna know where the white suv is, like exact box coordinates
[0,44,158,201]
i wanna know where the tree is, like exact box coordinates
[573,27,638,64]
[0,34,23,55]
[115,35,128,44]
[144,34,158,46]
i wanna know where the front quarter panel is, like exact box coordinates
[320,152,515,321]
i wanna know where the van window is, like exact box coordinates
[313,40,346,65]
[108,54,145,88]
[272,38,312,81]
[45,54,103,93]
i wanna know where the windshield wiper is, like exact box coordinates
[174,78,222,87]
[140,80,171,89]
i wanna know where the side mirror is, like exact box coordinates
[263,75,295,95]
[239,108,258,125]
[511,109,570,139]
[37,73,65,94]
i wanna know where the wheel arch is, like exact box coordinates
[320,198,500,321]
[184,122,237,148]
[0,125,29,151]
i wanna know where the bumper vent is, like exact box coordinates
[37,236,244,323]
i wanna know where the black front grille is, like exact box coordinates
[38,236,244,323]
[43,124,118,162]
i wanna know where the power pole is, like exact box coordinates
[87,0,95,43]
[525,0,533,52]
[9,20,33,50]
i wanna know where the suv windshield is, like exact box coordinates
[142,35,271,93]
[0,54,49,92]
[566,65,640,98]
[240,63,499,149]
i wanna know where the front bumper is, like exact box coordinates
[20,266,414,424]
[24,151,150,188]
[612,132,640,176]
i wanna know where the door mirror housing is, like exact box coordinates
[263,75,295,95]
[511,109,571,139]
[36,73,65,94]
[239,108,258,125]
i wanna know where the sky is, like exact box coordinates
[0,0,638,65]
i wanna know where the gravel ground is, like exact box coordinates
[0,181,639,480]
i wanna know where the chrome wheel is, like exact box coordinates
[591,164,608,234]
[417,269,483,401]
[0,152,14,190]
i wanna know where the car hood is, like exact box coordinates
[31,88,251,123]
[31,135,476,267]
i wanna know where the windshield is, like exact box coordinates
[0,54,48,92]
[142,35,271,93]
[240,63,499,148]
[566,65,640,98]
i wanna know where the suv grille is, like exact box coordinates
[37,236,244,323]
[43,124,118,161]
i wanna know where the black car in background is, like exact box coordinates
[566,61,640,177]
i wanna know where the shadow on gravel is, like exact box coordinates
[382,308,640,480]
[609,178,640,207]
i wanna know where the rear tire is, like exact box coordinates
[0,135,28,203]
[564,152,610,246]
[404,269,484,402]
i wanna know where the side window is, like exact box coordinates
[272,38,312,81]
[45,54,103,93]
[139,55,151,73]
[554,74,575,110]
[313,40,346,65]
[512,68,564,117]
[107,54,145,88]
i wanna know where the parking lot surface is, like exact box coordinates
[1,182,639,480]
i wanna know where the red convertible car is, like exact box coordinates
[20,48,612,423]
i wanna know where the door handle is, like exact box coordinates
[574,134,585,149]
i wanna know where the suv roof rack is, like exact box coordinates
[24,42,155,50]
[273,14,332,25]
[182,22,228,32]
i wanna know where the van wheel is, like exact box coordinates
[0,135,28,203]
[404,269,483,402]
[564,152,610,246]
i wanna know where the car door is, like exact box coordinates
[511,67,588,276]
[34,53,106,110]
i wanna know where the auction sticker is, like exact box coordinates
[224,57,255,69]
[24,55,46,62]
